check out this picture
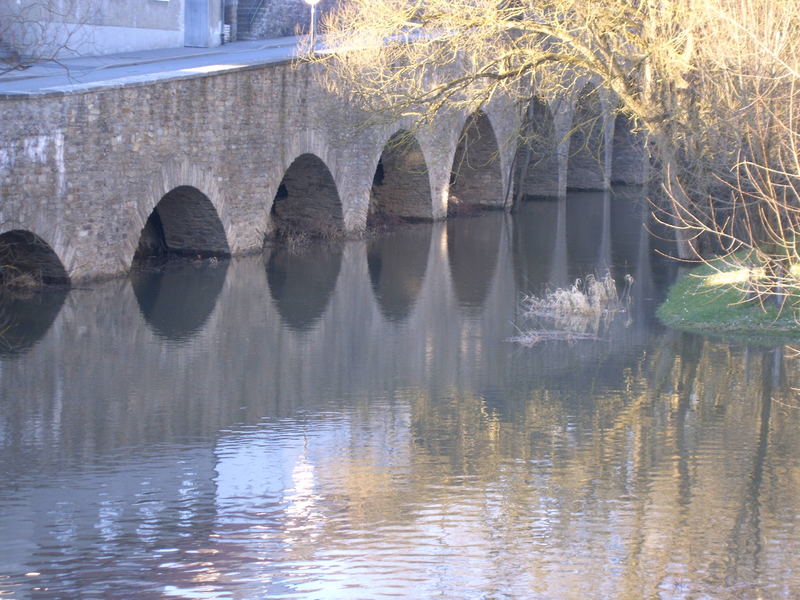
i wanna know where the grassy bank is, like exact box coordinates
[657,260,800,343]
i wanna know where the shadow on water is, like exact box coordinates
[266,241,344,332]
[0,287,67,358]
[447,211,502,313]
[130,259,229,342]
[367,224,433,322]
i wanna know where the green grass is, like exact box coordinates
[657,260,800,343]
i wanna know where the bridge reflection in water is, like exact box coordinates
[3,191,799,599]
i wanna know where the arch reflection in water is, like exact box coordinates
[131,260,229,342]
[367,224,433,322]
[512,200,561,295]
[447,212,502,312]
[565,191,607,274]
[0,288,67,358]
[266,241,344,332]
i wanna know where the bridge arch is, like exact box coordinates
[0,229,70,287]
[449,110,505,214]
[134,185,230,262]
[567,85,606,191]
[514,97,560,199]
[0,229,69,357]
[270,153,344,238]
[611,113,647,185]
[368,130,433,226]
[129,161,232,266]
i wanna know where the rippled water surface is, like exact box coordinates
[2,191,800,599]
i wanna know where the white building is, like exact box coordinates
[1,0,228,58]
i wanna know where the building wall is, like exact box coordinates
[0,0,229,57]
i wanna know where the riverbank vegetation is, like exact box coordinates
[315,0,800,330]
[657,260,800,342]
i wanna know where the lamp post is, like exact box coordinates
[304,0,322,51]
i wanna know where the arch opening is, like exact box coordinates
[0,230,69,288]
[134,186,230,263]
[449,111,504,214]
[611,114,647,186]
[513,97,559,200]
[369,132,433,227]
[270,153,344,240]
[567,86,606,191]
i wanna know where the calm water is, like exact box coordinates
[2,191,800,599]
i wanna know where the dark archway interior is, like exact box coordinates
[369,132,433,226]
[0,230,69,287]
[131,260,229,342]
[134,186,230,263]
[367,224,433,322]
[270,154,344,238]
[567,87,606,191]
[611,114,647,185]
[266,242,344,331]
[514,97,559,200]
[449,111,504,213]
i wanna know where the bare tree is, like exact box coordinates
[313,0,800,294]
[0,0,97,73]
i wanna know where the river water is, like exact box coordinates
[2,190,800,599]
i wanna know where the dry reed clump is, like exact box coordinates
[509,273,633,346]
[0,266,42,295]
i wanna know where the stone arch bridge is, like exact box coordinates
[0,58,645,283]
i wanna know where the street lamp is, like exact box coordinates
[304,0,322,51]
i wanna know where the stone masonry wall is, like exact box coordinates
[0,56,643,283]
[0,59,519,282]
